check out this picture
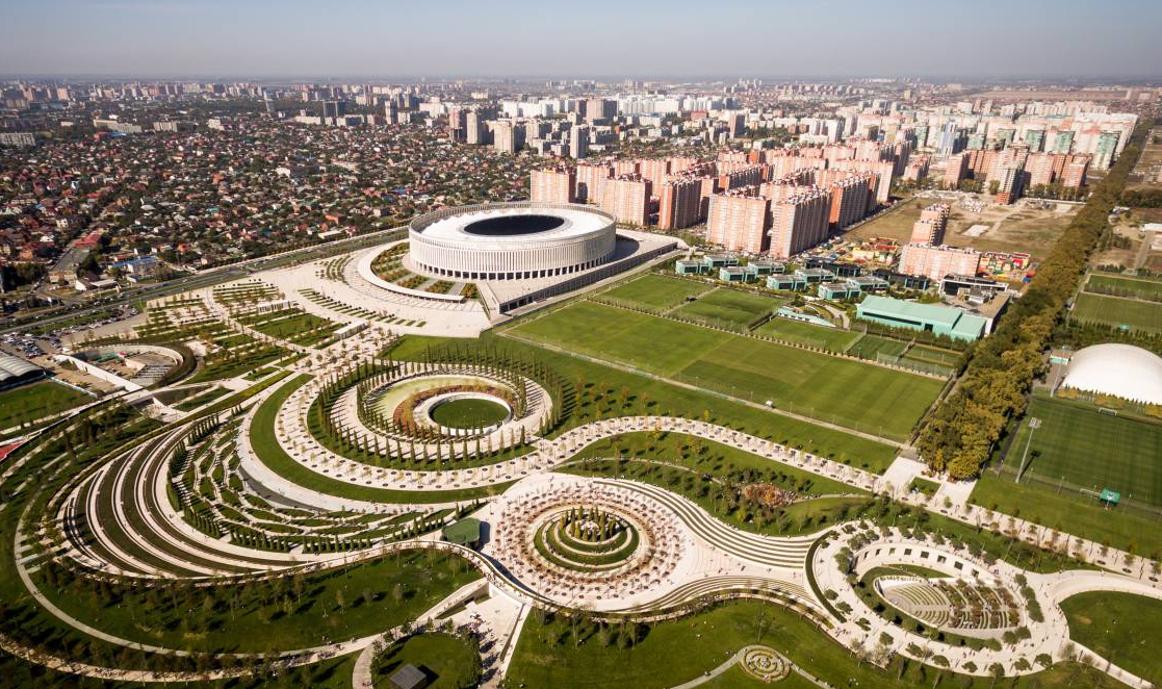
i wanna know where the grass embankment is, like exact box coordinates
[249,375,511,503]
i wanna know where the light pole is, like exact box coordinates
[1015,417,1041,484]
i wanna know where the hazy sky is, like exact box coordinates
[2,0,1160,79]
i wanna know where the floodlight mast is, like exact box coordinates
[1014,417,1041,484]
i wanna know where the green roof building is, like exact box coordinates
[856,295,987,342]
[442,518,483,548]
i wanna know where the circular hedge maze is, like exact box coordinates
[740,646,791,683]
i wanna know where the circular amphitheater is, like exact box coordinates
[407,202,616,280]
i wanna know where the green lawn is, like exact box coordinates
[1006,395,1162,506]
[188,345,289,384]
[603,274,713,310]
[1062,591,1162,686]
[0,653,358,689]
[429,398,509,429]
[0,380,90,430]
[372,632,481,689]
[36,550,480,654]
[672,288,783,328]
[1072,292,1162,334]
[510,301,942,441]
[1087,273,1162,301]
[392,333,901,471]
[507,599,1126,689]
[250,375,511,503]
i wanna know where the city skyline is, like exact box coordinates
[2,0,1161,79]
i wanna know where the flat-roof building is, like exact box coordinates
[856,295,988,342]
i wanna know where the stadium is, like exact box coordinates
[407,201,617,281]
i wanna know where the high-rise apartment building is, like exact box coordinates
[613,159,640,178]
[1024,153,1058,187]
[1094,131,1120,170]
[717,164,764,191]
[706,192,770,253]
[910,204,951,245]
[600,175,652,226]
[1061,155,1090,189]
[586,98,616,123]
[465,111,485,144]
[569,125,589,159]
[995,165,1025,204]
[657,175,704,230]
[447,106,467,142]
[944,153,969,189]
[768,190,831,259]
[818,172,873,229]
[637,158,671,185]
[831,159,894,204]
[491,120,521,154]
[575,161,611,204]
[899,244,981,281]
[530,169,576,204]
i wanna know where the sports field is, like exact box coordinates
[1006,395,1162,506]
[672,288,783,328]
[1071,293,1162,334]
[510,301,942,440]
[602,274,713,310]
[845,334,908,360]
[753,317,860,351]
[1087,273,1162,301]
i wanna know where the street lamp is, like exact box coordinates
[1014,417,1041,484]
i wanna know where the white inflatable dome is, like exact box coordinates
[1061,344,1162,405]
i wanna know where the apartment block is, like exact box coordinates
[899,243,981,281]
[530,168,576,204]
[657,175,704,230]
[910,204,950,245]
[600,174,652,226]
[768,189,831,259]
[706,192,771,253]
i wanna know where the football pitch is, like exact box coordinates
[602,274,713,310]
[671,288,783,328]
[1010,395,1162,507]
[1071,292,1162,334]
[1086,273,1162,301]
[753,316,861,351]
[509,300,943,440]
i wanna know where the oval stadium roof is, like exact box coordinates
[0,354,43,386]
[1061,344,1162,406]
